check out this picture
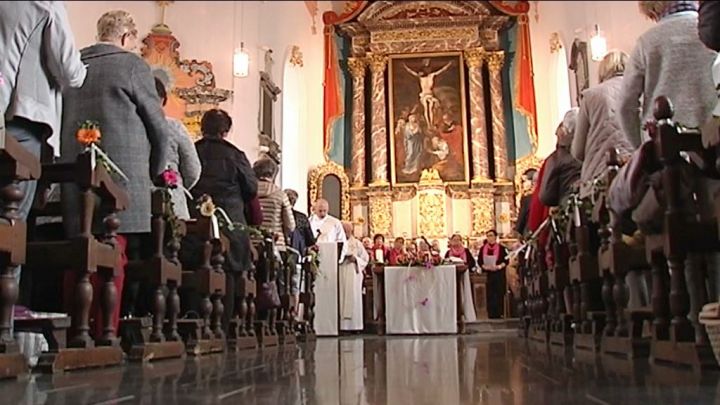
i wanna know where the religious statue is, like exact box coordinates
[402,59,453,127]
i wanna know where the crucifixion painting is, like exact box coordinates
[402,59,453,128]
[389,53,469,185]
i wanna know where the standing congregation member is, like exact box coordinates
[154,77,201,219]
[338,222,368,332]
[191,109,258,326]
[479,230,509,319]
[61,10,170,330]
[309,199,346,244]
[0,0,86,334]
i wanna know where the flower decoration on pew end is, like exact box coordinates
[195,194,263,238]
[75,121,129,182]
[160,168,180,189]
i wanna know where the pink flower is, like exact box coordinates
[420,298,429,306]
[161,168,179,188]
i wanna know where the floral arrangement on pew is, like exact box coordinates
[195,194,262,238]
[75,121,128,182]
[158,167,184,241]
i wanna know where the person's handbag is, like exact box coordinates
[257,280,281,310]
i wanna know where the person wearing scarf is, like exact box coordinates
[445,234,478,322]
[478,230,509,319]
[372,234,391,264]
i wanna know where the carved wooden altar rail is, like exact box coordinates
[0,129,41,378]
[297,257,317,341]
[372,264,468,335]
[177,216,226,355]
[23,152,127,373]
[119,190,185,362]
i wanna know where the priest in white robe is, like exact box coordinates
[338,221,368,331]
[309,199,346,243]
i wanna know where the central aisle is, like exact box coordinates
[3,334,720,404]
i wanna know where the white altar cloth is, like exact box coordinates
[384,265,457,334]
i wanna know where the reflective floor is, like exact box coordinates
[3,334,720,404]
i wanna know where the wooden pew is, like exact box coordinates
[645,96,718,371]
[527,240,550,344]
[567,191,605,353]
[118,189,186,362]
[298,254,318,340]
[226,264,259,352]
[597,150,653,360]
[276,250,297,345]
[24,151,127,373]
[177,215,227,355]
[253,231,280,347]
[547,218,573,347]
[0,126,41,379]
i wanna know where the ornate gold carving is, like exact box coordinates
[484,50,505,73]
[367,53,388,73]
[418,191,446,239]
[419,168,442,185]
[370,27,477,43]
[470,185,494,236]
[549,32,562,53]
[368,189,392,236]
[347,57,367,78]
[514,153,544,211]
[446,184,469,200]
[392,185,417,202]
[308,160,351,221]
[464,47,485,69]
[290,45,304,67]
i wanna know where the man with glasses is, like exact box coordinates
[60,10,170,334]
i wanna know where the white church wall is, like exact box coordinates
[63,1,329,213]
[529,1,654,158]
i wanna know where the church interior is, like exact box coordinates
[3,0,720,403]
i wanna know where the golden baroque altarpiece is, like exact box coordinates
[313,1,540,240]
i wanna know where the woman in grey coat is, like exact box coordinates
[154,78,201,220]
[571,51,634,186]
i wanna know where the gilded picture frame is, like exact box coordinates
[388,51,470,186]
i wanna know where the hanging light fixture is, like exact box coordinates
[233,42,249,78]
[589,24,607,61]
[233,1,249,78]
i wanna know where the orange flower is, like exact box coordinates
[76,121,102,146]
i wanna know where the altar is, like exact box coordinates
[384,265,458,334]
[373,264,470,335]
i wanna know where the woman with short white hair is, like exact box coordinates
[572,50,634,185]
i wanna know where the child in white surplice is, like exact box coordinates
[338,222,369,332]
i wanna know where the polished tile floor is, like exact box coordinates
[2,334,720,404]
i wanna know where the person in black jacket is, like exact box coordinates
[699,0,720,51]
[187,109,258,328]
[515,168,538,237]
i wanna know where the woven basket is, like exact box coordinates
[699,302,720,365]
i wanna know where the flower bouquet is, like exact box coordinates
[195,194,263,238]
[75,121,128,182]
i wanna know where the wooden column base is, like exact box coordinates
[650,339,718,371]
[0,353,27,379]
[573,312,605,352]
[255,321,278,348]
[276,321,296,345]
[528,320,549,345]
[601,335,650,360]
[549,314,573,347]
[127,341,185,362]
[36,346,123,373]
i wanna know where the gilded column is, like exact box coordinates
[368,53,389,185]
[486,51,509,181]
[463,48,490,181]
[348,57,367,187]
